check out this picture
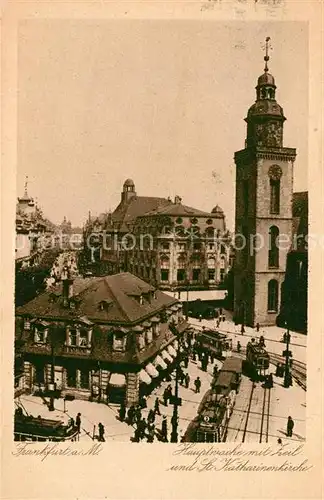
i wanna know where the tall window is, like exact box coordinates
[67,367,77,387]
[243,181,249,216]
[268,226,279,268]
[270,179,280,214]
[267,280,279,312]
[192,269,201,281]
[80,369,89,389]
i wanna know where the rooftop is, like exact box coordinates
[16,272,177,324]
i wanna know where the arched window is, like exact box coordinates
[205,227,215,238]
[267,280,279,312]
[270,179,280,214]
[160,255,169,269]
[268,226,279,268]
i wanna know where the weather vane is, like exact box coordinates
[261,36,272,72]
[24,175,29,196]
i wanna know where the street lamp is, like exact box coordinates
[169,322,182,443]
[283,324,292,388]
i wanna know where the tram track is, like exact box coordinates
[241,381,255,443]
[259,387,271,443]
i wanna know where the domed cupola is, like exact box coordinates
[245,37,286,149]
[211,205,224,216]
[121,178,137,203]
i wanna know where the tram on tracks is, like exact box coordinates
[14,406,78,442]
[245,338,270,380]
[195,329,232,359]
[182,357,242,443]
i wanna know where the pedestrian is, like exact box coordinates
[98,422,105,442]
[163,387,169,406]
[76,413,81,434]
[287,416,294,437]
[154,397,161,416]
[119,401,126,422]
[185,373,190,389]
[135,405,142,423]
[147,423,155,443]
[256,322,260,332]
[140,394,147,409]
[199,314,202,322]
[139,418,147,440]
[161,416,168,442]
[194,377,201,393]
[184,356,189,369]
[241,324,245,335]
[127,405,135,425]
[237,341,241,353]
[213,365,218,378]
[148,409,155,424]
[268,373,273,389]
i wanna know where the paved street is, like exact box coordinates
[16,316,306,444]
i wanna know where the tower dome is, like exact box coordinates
[211,205,224,215]
[257,72,275,87]
[121,178,136,203]
[123,178,135,188]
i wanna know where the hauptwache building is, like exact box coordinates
[15,271,188,406]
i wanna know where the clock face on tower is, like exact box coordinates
[268,164,283,180]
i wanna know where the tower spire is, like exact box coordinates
[263,36,271,73]
[24,175,29,197]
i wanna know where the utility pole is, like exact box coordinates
[283,327,292,388]
[170,323,182,443]
[49,339,55,411]
[185,280,189,321]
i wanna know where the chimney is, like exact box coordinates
[174,195,182,205]
[61,266,73,306]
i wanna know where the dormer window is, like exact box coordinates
[79,327,89,347]
[68,327,77,346]
[24,318,31,330]
[113,331,127,352]
[33,321,49,344]
[139,295,144,306]
[98,300,111,311]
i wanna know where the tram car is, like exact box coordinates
[182,357,241,443]
[245,339,270,379]
[218,356,242,391]
[14,407,78,442]
[196,329,232,359]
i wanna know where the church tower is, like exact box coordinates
[234,38,296,327]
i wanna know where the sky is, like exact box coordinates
[17,20,308,230]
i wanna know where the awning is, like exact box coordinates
[142,321,151,328]
[145,363,159,378]
[167,345,177,358]
[109,373,126,387]
[132,325,144,332]
[173,340,179,350]
[153,356,167,370]
[161,350,173,363]
[139,369,152,385]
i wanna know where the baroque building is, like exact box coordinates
[16,179,55,269]
[234,41,297,327]
[83,179,232,295]
[15,272,187,406]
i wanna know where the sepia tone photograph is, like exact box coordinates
[12,17,309,448]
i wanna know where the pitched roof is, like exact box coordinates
[111,196,171,230]
[16,272,177,324]
[144,202,213,217]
